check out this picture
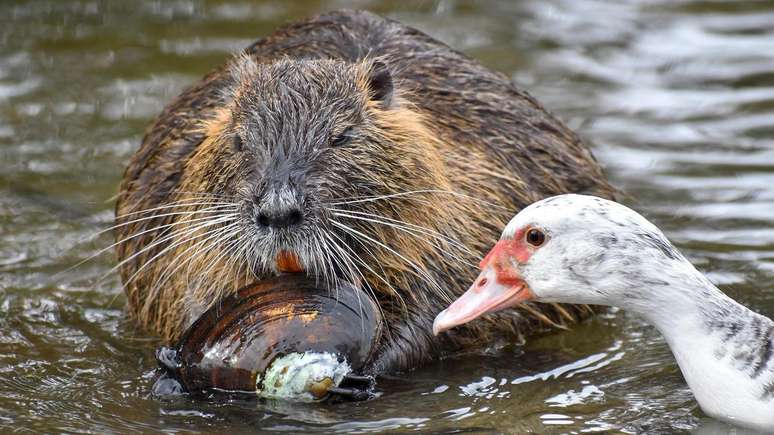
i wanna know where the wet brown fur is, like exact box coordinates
[115,10,615,372]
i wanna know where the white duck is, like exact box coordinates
[433,194,774,431]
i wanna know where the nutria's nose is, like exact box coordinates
[257,205,303,229]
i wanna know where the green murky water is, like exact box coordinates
[2,1,774,433]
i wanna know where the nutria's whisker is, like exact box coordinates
[60,206,238,285]
[68,201,235,259]
[301,234,314,280]
[111,203,238,229]
[110,219,240,311]
[329,207,469,245]
[200,229,246,303]
[118,212,239,269]
[330,219,451,306]
[320,231,358,289]
[188,226,244,298]
[107,207,238,245]
[74,211,238,272]
[148,222,241,303]
[329,208,476,258]
[329,189,512,212]
[230,233,251,281]
[243,233,259,282]
[164,190,231,199]
[111,205,237,238]
[323,234,344,296]
[318,236,333,290]
[326,232,399,354]
[109,214,239,286]
[125,220,238,293]
[328,242,369,335]
[150,229,241,317]
[305,235,320,283]
[193,224,243,280]
[328,228,409,315]
[325,229,398,324]
[113,200,238,221]
[310,235,327,289]
[323,233,345,293]
[331,211,475,265]
[322,230,383,333]
[311,233,334,292]
[325,232,345,290]
[332,211,478,270]
[115,198,230,216]
[333,195,434,208]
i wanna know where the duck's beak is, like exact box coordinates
[432,240,534,335]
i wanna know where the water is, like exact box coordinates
[2,0,773,433]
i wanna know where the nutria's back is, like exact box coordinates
[116,9,615,372]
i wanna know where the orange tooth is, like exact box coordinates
[276,250,303,273]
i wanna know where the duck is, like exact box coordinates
[432,194,774,431]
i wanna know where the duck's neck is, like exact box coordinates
[631,260,735,334]
[622,259,774,426]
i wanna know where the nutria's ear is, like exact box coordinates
[366,61,393,109]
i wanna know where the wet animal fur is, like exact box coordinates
[115,10,616,372]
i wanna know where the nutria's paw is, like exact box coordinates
[155,345,180,372]
[325,373,377,402]
[151,372,186,398]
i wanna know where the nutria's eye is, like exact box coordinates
[526,228,546,247]
[232,134,243,152]
[331,127,354,147]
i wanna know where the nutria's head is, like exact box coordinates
[166,54,465,327]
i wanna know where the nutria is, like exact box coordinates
[115,9,615,373]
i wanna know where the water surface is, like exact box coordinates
[2,0,774,433]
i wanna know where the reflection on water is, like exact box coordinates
[2,0,774,432]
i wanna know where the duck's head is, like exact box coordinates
[433,194,687,335]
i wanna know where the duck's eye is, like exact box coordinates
[526,228,546,247]
[331,127,354,147]
[232,134,244,152]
